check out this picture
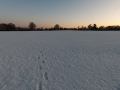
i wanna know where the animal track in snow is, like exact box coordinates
[39,82,42,90]
[36,82,42,90]
[39,65,42,70]
[42,60,45,63]
[38,56,40,59]
[44,72,48,80]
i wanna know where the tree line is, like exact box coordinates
[0,22,120,31]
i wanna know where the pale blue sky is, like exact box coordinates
[0,0,120,28]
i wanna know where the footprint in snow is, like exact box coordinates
[39,65,42,70]
[42,60,45,63]
[36,82,42,90]
[44,72,48,80]
[117,87,120,90]
[38,56,40,59]
[39,82,42,90]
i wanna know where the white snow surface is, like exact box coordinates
[0,31,120,90]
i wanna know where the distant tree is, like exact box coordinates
[106,26,113,30]
[88,24,92,30]
[45,28,48,30]
[54,24,60,30]
[93,24,97,30]
[7,23,16,31]
[83,26,87,30]
[0,23,7,31]
[114,25,120,30]
[29,22,36,30]
[78,26,80,30]
[16,27,26,31]
[60,27,63,30]
[88,24,97,30]
[105,25,120,31]
[99,26,105,30]
[37,27,44,31]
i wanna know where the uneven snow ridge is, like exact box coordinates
[0,31,120,90]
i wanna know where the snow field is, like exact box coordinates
[0,31,120,90]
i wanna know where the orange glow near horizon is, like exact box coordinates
[1,19,120,28]
[1,0,120,29]
[15,22,120,29]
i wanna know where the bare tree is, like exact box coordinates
[29,22,36,30]
[7,23,16,30]
[99,26,105,30]
[88,24,97,30]
[0,23,7,31]
[88,24,92,30]
[54,24,60,30]
[93,24,97,30]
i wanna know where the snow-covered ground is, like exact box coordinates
[0,31,120,90]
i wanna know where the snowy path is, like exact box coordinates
[0,31,120,90]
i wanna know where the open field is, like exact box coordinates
[0,31,120,90]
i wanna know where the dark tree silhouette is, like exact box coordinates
[54,24,60,30]
[29,22,36,30]
[88,24,92,30]
[93,24,97,30]
[99,26,105,30]
[0,23,7,31]
[88,24,97,30]
[7,23,16,30]
[1,22,120,31]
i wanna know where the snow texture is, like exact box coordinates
[0,31,120,90]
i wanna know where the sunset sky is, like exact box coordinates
[0,0,120,28]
